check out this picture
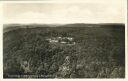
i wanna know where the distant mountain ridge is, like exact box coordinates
[3,23,125,33]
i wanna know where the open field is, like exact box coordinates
[3,24,125,78]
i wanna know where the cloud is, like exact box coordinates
[14,12,47,19]
[3,1,125,24]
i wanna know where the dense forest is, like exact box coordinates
[3,24,125,78]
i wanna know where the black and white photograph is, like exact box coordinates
[2,0,126,79]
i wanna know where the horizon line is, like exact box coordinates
[4,22,125,25]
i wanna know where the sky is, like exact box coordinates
[3,0,125,24]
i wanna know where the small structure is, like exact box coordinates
[60,41,67,44]
[46,38,58,43]
[46,37,76,45]
[67,37,73,41]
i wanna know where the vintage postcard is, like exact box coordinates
[0,0,127,80]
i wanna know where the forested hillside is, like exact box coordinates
[3,24,125,78]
